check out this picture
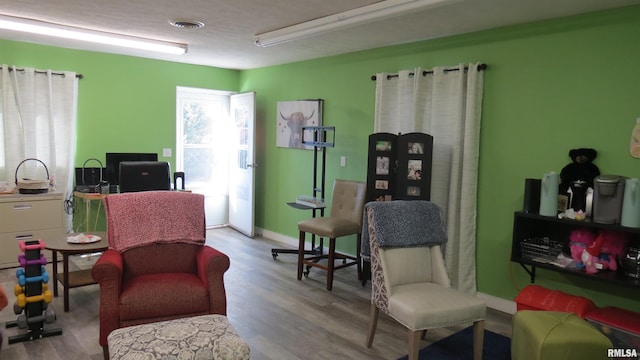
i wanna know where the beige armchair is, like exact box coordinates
[363,200,486,360]
[297,179,366,291]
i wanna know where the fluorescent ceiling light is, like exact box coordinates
[0,14,187,55]
[255,0,453,47]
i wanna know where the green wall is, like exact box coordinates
[0,41,240,231]
[244,5,640,311]
[3,5,640,311]
[0,40,240,163]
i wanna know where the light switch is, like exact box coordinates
[162,148,172,157]
[340,156,346,167]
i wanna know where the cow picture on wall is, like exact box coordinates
[276,99,323,150]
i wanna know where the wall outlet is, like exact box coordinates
[162,148,172,157]
[340,156,346,167]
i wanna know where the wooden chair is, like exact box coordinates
[363,201,486,360]
[297,179,366,291]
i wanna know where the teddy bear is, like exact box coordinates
[582,230,629,274]
[569,228,596,269]
[559,148,600,194]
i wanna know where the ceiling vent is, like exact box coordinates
[169,20,205,29]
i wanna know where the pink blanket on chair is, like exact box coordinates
[104,191,206,252]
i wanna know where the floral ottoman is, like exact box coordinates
[107,314,250,360]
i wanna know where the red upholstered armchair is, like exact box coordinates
[91,191,230,358]
[0,284,7,349]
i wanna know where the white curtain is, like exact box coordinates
[1,65,78,232]
[374,63,484,294]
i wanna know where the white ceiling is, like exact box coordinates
[1,0,639,70]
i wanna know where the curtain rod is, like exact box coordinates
[4,66,84,79]
[370,63,487,81]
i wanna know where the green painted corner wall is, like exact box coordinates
[3,5,640,311]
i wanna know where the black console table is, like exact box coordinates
[511,211,640,288]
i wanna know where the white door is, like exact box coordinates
[176,87,232,227]
[228,92,256,237]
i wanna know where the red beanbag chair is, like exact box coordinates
[515,285,596,318]
[585,306,640,350]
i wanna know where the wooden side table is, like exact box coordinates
[45,232,107,312]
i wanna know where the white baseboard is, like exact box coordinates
[257,227,517,315]
[478,292,517,315]
[257,227,298,247]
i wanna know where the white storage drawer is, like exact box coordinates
[0,193,63,268]
[0,197,62,233]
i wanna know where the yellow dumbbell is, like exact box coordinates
[16,293,26,308]
[43,289,53,303]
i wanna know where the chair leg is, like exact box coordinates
[472,319,485,360]
[365,304,379,348]
[356,233,362,280]
[102,346,109,360]
[326,237,336,291]
[297,231,306,280]
[408,329,421,360]
[420,329,428,340]
[361,260,371,286]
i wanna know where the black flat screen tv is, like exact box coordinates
[118,161,171,193]
[105,152,158,186]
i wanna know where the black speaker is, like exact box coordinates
[523,178,541,214]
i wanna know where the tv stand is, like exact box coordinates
[271,126,334,260]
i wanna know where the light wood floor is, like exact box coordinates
[0,227,512,359]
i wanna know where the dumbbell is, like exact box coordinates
[19,239,45,252]
[13,302,23,315]
[16,267,49,287]
[45,308,56,323]
[16,289,53,308]
[18,254,47,267]
[16,314,27,329]
[17,314,47,328]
